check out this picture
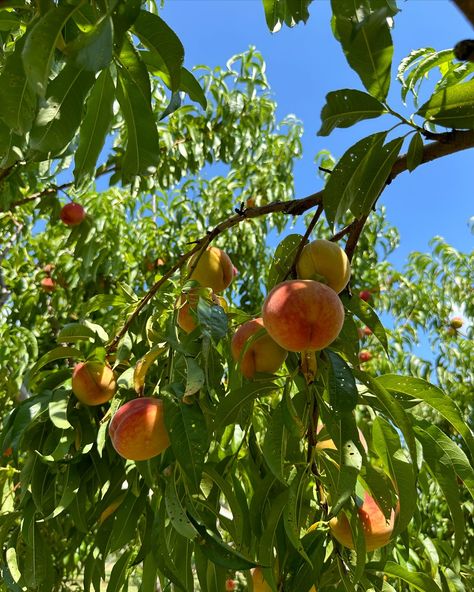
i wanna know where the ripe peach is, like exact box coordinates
[316,424,368,453]
[72,361,116,406]
[109,397,170,461]
[60,202,86,226]
[296,239,351,294]
[359,290,372,302]
[262,280,344,352]
[450,317,463,329]
[358,350,372,363]
[363,326,372,336]
[251,567,272,592]
[188,246,234,293]
[329,491,397,551]
[176,289,225,334]
[40,277,56,292]
[231,318,287,378]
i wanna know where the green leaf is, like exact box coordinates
[110,487,146,552]
[283,469,312,565]
[57,323,100,343]
[379,562,443,592]
[26,346,82,383]
[68,16,114,72]
[0,35,37,134]
[372,417,417,537]
[180,68,207,109]
[356,371,418,469]
[332,3,394,101]
[197,299,228,340]
[116,40,159,180]
[263,402,287,483]
[215,381,277,428]
[327,350,358,414]
[417,79,474,129]
[22,522,55,590]
[22,4,79,96]
[377,375,474,459]
[42,465,80,520]
[349,136,403,218]
[323,132,385,226]
[401,48,454,104]
[414,424,465,554]
[74,68,115,184]
[48,391,72,430]
[132,10,184,91]
[106,549,133,592]
[164,398,208,492]
[164,469,198,540]
[188,514,257,570]
[341,293,388,352]
[266,234,303,291]
[29,64,95,157]
[406,132,424,172]
[318,89,387,136]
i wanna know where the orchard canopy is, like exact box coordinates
[0,1,474,591]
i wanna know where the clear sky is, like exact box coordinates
[159,1,473,266]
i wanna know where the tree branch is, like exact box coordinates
[106,129,474,351]
[452,0,474,26]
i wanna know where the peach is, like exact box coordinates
[177,289,226,333]
[316,424,368,453]
[60,202,86,226]
[296,239,351,294]
[359,290,372,302]
[251,567,272,592]
[231,318,287,378]
[329,491,397,551]
[109,397,170,461]
[262,280,344,352]
[188,246,234,293]
[40,277,56,292]
[72,361,116,406]
[358,350,372,363]
[450,317,463,329]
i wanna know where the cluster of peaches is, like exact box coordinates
[69,238,397,567]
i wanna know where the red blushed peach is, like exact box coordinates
[60,202,86,226]
[231,318,287,378]
[251,567,272,592]
[176,289,226,333]
[72,361,116,406]
[109,397,170,461]
[188,246,234,293]
[262,280,344,352]
[329,491,397,551]
[40,277,56,292]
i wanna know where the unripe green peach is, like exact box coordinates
[72,361,116,406]
[188,246,234,293]
[109,397,170,461]
[262,280,344,352]
[231,318,287,378]
[296,239,351,293]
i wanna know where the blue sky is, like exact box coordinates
[160,1,473,266]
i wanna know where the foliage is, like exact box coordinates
[0,1,473,591]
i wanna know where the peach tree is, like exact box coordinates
[0,1,473,591]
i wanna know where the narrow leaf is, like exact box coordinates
[417,79,474,129]
[74,68,115,184]
[22,4,79,96]
[406,132,424,172]
[133,10,184,91]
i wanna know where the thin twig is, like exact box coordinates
[106,129,474,350]
[284,202,324,280]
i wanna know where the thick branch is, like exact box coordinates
[106,129,474,351]
[453,0,474,26]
